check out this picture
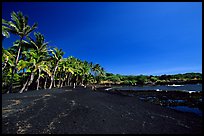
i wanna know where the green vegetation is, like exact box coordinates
[102,73,202,85]
[2,11,105,93]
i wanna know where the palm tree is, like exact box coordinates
[3,11,37,93]
[2,48,15,71]
[92,63,106,84]
[17,32,52,93]
[56,59,64,88]
[64,56,75,87]
[80,61,93,88]
[2,11,108,94]
[55,58,74,88]
[18,48,52,93]
[2,19,10,39]
[43,60,52,89]
[26,32,50,90]
[2,48,15,93]
[17,59,32,93]
[70,57,83,88]
[49,48,64,89]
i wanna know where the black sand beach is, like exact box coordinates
[2,87,203,134]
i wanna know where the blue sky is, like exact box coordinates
[2,2,202,76]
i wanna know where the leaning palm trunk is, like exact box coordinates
[25,72,35,92]
[19,78,30,93]
[49,61,59,89]
[36,69,41,90]
[19,72,34,93]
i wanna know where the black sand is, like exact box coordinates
[2,87,203,134]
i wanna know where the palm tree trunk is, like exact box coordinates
[60,78,64,88]
[15,40,22,65]
[81,76,84,86]
[44,75,48,89]
[73,82,76,88]
[59,71,65,88]
[19,71,34,93]
[67,73,71,86]
[9,67,15,93]
[23,55,26,77]
[49,61,59,89]
[9,37,23,93]
[58,78,61,88]
[65,79,67,86]
[25,72,35,92]
[49,76,54,89]
[54,79,56,88]
[19,77,30,93]
[64,74,68,86]
[73,75,77,88]
[36,69,41,90]
[76,75,78,85]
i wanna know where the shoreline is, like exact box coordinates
[2,86,203,134]
[95,87,202,116]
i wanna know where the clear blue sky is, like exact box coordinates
[2,2,202,76]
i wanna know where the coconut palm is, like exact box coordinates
[64,56,76,86]
[6,11,37,66]
[17,56,33,93]
[64,58,75,87]
[3,11,37,93]
[2,48,15,71]
[43,60,52,89]
[2,19,10,39]
[92,63,106,84]
[56,58,75,88]
[26,32,49,90]
[70,57,84,88]
[18,48,52,93]
[2,48,15,93]
[2,11,107,94]
[49,48,64,89]
[80,61,93,88]
[56,59,64,88]
[17,32,52,93]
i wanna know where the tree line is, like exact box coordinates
[2,11,105,94]
[102,72,202,85]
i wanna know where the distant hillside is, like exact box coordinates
[101,72,202,85]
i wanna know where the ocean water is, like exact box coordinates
[117,84,202,92]
[115,84,202,116]
[168,106,202,117]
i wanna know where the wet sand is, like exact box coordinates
[2,87,203,134]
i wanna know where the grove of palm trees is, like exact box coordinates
[2,11,106,94]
